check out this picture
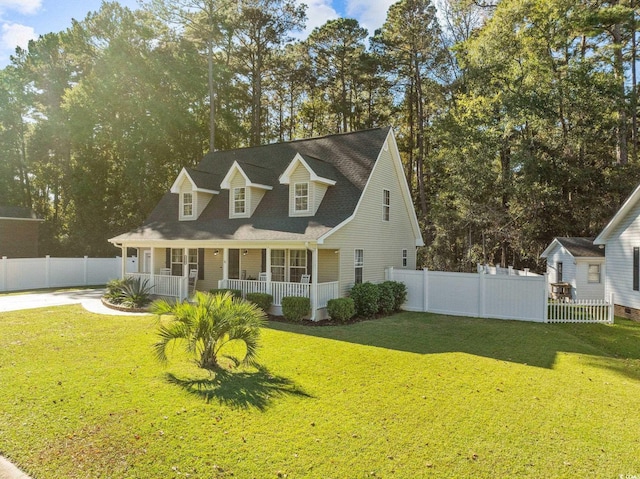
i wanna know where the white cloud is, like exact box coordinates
[345,0,395,34]
[295,0,339,37]
[0,0,42,15]
[2,22,36,50]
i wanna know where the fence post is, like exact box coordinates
[608,293,614,324]
[543,273,549,323]
[423,268,429,312]
[45,255,51,288]
[1,256,6,292]
[83,256,89,286]
[479,270,486,318]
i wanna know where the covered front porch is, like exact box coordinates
[120,244,341,320]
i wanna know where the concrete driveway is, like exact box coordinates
[0,288,150,315]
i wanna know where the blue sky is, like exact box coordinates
[0,0,397,67]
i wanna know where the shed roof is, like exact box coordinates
[0,206,39,220]
[541,237,604,259]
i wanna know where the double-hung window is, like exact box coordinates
[402,248,408,267]
[271,250,285,282]
[171,248,184,276]
[354,249,364,284]
[383,189,390,221]
[294,182,309,212]
[233,187,246,215]
[588,264,601,283]
[557,262,563,282]
[289,250,307,282]
[182,192,193,217]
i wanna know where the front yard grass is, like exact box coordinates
[1,306,640,478]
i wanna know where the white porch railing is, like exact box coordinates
[547,294,614,324]
[220,279,339,308]
[126,273,189,299]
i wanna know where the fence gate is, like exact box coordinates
[547,294,614,324]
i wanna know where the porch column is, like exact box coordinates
[222,248,229,281]
[121,245,127,278]
[265,247,271,294]
[150,247,156,290]
[311,246,318,320]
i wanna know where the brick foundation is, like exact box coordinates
[614,304,640,322]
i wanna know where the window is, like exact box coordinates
[355,249,364,284]
[294,182,309,212]
[233,187,246,215]
[171,248,184,276]
[182,192,193,217]
[402,249,408,267]
[187,248,198,276]
[383,189,390,221]
[634,247,639,291]
[557,262,563,282]
[289,249,307,282]
[587,264,601,283]
[271,250,285,282]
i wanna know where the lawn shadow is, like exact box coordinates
[166,366,312,410]
[266,313,640,376]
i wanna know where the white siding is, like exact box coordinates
[602,199,640,310]
[318,248,339,283]
[574,258,605,300]
[323,140,418,295]
[544,243,577,296]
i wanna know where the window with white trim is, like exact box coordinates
[271,250,285,282]
[289,249,307,282]
[233,187,246,215]
[402,248,408,267]
[171,248,184,276]
[383,189,390,221]
[355,249,364,284]
[182,192,193,217]
[588,264,601,283]
[294,182,309,212]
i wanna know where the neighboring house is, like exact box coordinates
[0,206,43,258]
[109,127,424,319]
[594,183,640,320]
[540,237,605,300]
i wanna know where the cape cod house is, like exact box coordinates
[594,183,640,320]
[540,237,605,301]
[108,127,424,319]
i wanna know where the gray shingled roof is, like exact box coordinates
[0,206,38,219]
[185,168,221,192]
[111,127,391,243]
[556,237,604,258]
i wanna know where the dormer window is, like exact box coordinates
[233,187,246,215]
[294,182,309,212]
[182,192,194,218]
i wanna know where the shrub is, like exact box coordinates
[327,297,355,323]
[246,292,273,312]
[387,281,407,311]
[120,277,154,308]
[209,288,243,299]
[105,277,131,304]
[349,282,380,318]
[281,296,310,322]
[377,282,395,315]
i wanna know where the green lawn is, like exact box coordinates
[1,306,640,478]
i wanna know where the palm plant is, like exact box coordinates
[151,291,267,371]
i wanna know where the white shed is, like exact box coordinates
[540,237,605,300]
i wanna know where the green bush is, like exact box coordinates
[349,282,380,318]
[105,277,131,304]
[387,281,407,311]
[281,296,310,322]
[120,277,154,308]
[246,292,273,312]
[377,282,395,315]
[209,288,243,299]
[327,297,355,323]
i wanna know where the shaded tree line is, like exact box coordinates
[0,0,638,272]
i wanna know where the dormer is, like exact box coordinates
[170,168,219,221]
[279,153,336,217]
[220,161,273,218]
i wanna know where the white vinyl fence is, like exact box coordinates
[0,256,137,292]
[387,267,613,324]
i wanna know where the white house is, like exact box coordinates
[108,127,424,319]
[594,183,640,320]
[540,237,605,300]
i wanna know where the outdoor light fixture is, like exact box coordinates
[214,249,219,255]
[243,249,248,256]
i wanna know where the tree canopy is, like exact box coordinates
[0,0,637,271]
